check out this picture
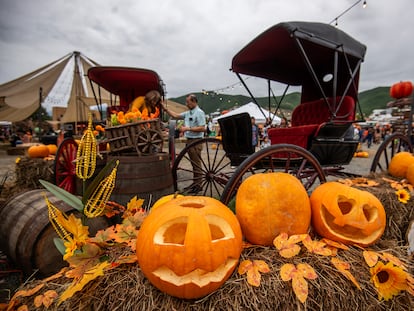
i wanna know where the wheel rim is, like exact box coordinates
[172,138,234,198]
[370,133,413,173]
[54,138,78,194]
[135,129,163,155]
[220,144,326,205]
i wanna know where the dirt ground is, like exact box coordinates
[0,140,381,197]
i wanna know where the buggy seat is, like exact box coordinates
[268,96,355,149]
[218,113,255,166]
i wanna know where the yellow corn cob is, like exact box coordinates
[44,193,71,241]
[84,160,119,218]
[76,114,97,180]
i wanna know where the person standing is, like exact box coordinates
[162,94,206,193]
[251,116,259,151]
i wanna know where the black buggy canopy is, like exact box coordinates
[231,21,367,103]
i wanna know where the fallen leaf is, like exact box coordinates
[363,250,380,267]
[113,254,138,265]
[302,236,332,256]
[380,252,406,270]
[321,238,349,251]
[16,305,29,311]
[280,263,297,281]
[88,226,116,245]
[33,290,58,308]
[296,263,317,280]
[273,233,307,258]
[238,260,270,287]
[11,283,44,300]
[112,224,138,244]
[292,275,309,303]
[331,257,361,290]
[60,261,110,303]
[280,263,317,303]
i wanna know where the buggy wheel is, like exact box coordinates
[370,133,413,173]
[54,138,78,194]
[135,129,163,155]
[172,137,234,198]
[220,144,326,205]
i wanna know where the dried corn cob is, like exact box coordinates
[44,193,71,241]
[76,114,97,180]
[84,160,119,218]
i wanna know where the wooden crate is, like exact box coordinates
[105,119,161,154]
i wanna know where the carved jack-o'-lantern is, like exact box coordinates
[310,182,386,247]
[136,196,242,299]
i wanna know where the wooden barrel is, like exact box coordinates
[0,189,111,277]
[109,153,174,207]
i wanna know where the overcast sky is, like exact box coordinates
[0,0,413,99]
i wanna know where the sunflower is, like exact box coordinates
[395,189,410,204]
[370,261,408,300]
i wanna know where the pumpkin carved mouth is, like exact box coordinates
[153,259,238,287]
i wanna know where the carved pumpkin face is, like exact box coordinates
[310,182,386,246]
[136,196,242,299]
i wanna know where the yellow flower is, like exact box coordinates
[370,261,408,300]
[396,189,410,204]
[15,157,21,164]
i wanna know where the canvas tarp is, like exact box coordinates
[0,52,116,122]
[213,102,281,124]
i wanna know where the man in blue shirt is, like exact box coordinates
[163,94,206,193]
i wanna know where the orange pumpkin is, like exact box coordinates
[46,144,58,155]
[388,152,414,178]
[136,196,242,299]
[235,172,311,246]
[27,145,50,158]
[151,193,184,210]
[310,182,386,246]
[390,81,413,99]
[406,163,414,186]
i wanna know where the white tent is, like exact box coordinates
[213,102,281,125]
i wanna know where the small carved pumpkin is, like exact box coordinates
[136,196,242,299]
[390,81,413,99]
[388,151,414,178]
[27,144,50,158]
[236,172,311,246]
[310,182,386,246]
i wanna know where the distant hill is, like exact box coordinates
[170,87,392,117]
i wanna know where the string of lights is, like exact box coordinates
[200,1,368,96]
[329,0,367,27]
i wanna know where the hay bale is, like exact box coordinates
[10,242,413,311]
[7,175,414,310]
[14,157,54,190]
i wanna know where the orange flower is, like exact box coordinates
[396,189,410,204]
[370,261,408,300]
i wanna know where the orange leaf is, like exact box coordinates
[114,254,138,265]
[297,263,317,280]
[238,260,270,287]
[89,226,116,245]
[292,275,309,303]
[380,252,406,270]
[280,263,297,281]
[11,283,44,300]
[331,257,361,290]
[16,306,29,311]
[273,233,307,258]
[363,250,380,267]
[34,295,43,308]
[302,236,332,256]
[321,238,349,250]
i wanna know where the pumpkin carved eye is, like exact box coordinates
[154,215,234,245]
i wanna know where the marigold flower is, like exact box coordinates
[370,261,408,300]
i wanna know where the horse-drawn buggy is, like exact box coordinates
[54,21,412,207]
